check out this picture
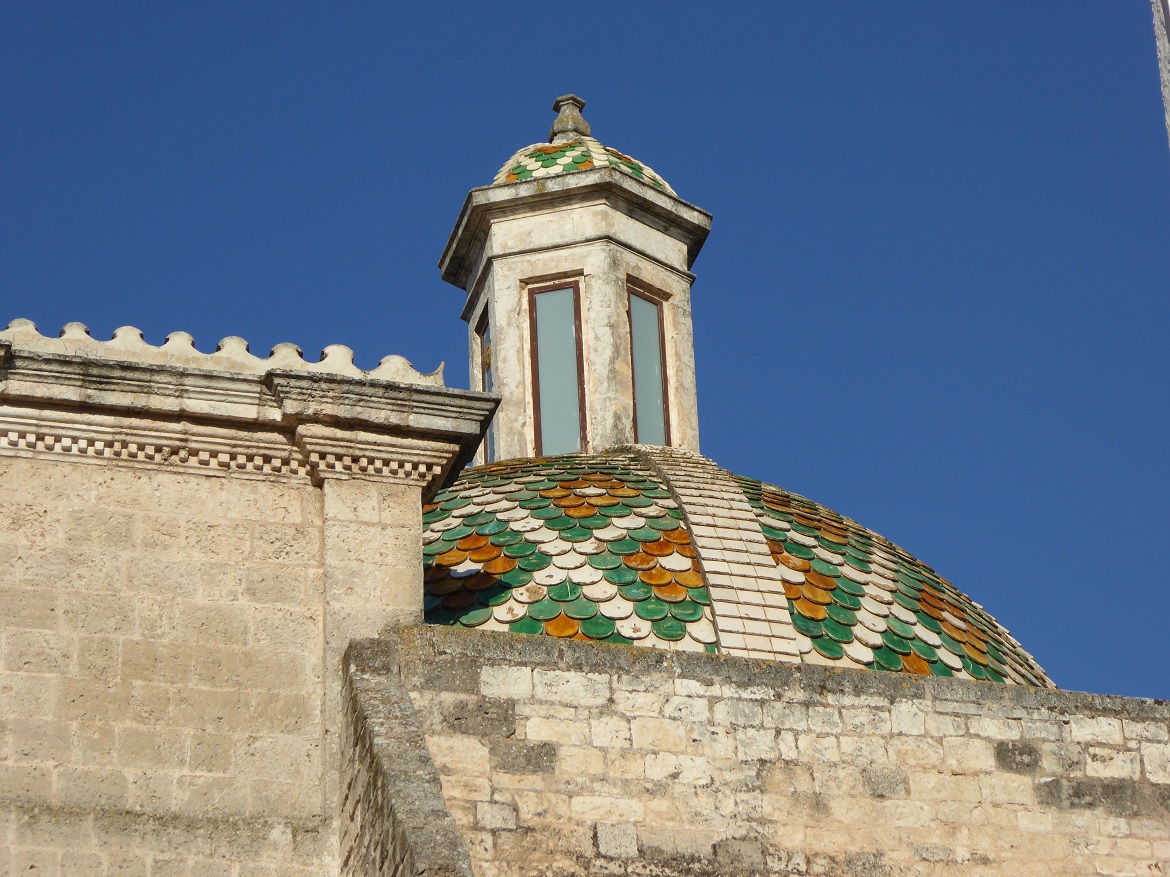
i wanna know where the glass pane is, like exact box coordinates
[630,294,667,445]
[534,288,581,454]
[480,321,495,462]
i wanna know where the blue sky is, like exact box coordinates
[3,4,1167,699]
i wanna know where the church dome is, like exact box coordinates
[490,94,675,195]
[422,449,1053,688]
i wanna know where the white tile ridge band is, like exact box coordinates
[633,446,801,662]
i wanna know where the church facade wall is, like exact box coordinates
[349,626,1170,877]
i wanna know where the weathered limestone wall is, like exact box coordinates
[351,626,1170,877]
[0,453,334,874]
[0,324,495,874]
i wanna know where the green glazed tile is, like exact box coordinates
[886,617,916,639]
[642,488,673,499]
[790,521,818,536]
[479,586,513,607]
[463,512,496,527]
[830,590,862,611]
[564,596,598,620]
[510,616,543,635]
[476,519,509,536]
[810,559,840,577]
[634,597,668,621]
[532,506,565,520]
[647,516,677,531]
[618,582,653,601]
[687,587,710,606]
[562,526,594,542]
[605,566,641,586]
[423,542,448,557]
[893,592,920,612]
[459,607,493,627]
[580,615,616,639]
[545,516,576,531]
[786,543,816,560]
[669,600,704,622]
[527,599,563,622]
[822,617,855,644]
[443,525,474,541]
[653,617,687,641]
[422,509,448,525]
[428,607,462,626]
[928,659,954,677]
[983,665,1005,683]
[791,613,823,638]
[599,504,633,517]
[627,527,661,542]
[499,569,533,587]
[811,636,845,659]
[622,495,653,508]
[588,552,622,570]
[916,613,943,634]
[909,640,938,662]
[490,530,523,546]
[817,536,847,553]
[519,496,552,509]
[603,630,634,646]
[873,646,904,672]
[423,593,444,611]
[938,632,965,656]
[825,603,857,626]
[881,631,912,655]
[578,515,611,530]
[760,524,787,540]
[665,508,684,520]
[608,538,642,555]
[834,577,866,597]
[547,581,582,602]
[962,657,987,680]
[518,553,552,571]
[440,496,472,511]
[504,541,538,558]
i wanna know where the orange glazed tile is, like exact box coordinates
[561,479,591,489]
[443,590,477,610]
[676,544,697,558]
[639,566,673,586]
[643,539,674,557]
[662,528,691,544]
[653,582,688,603]
[456,533,490,551]
[469,545,502,563]
[674,569,704,588]
[793,598,828,621]
[591,494,620,507]
[482,556,518,575]
[554,494,587,508]
[779,553,811,572]
[564,503,598,517]
[540,487,573,498]
[805,570,837,590]
[963,642,990,665]
[544,614,579,638]
[465,572,497,591]
[624,552,658,571]
[428,577,463,596]
[424,565,448,583]
[801,584,834,606]
[608,487,640,497]
[783,582,803,600]
[435,549,468,566]
[902,652,932,675]
[941,621,969,643]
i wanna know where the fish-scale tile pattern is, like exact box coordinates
[733,476,1053,687]
[491,136,675,195]
[422,453,717,652]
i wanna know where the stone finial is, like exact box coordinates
[549,94,590,143]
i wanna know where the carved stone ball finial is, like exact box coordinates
[549,94,590,143]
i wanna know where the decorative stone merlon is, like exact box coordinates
[0,318,445,384]
[0,321,498,497]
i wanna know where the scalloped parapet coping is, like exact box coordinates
[0,319,445,387]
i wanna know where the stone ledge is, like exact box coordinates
[377,625,1170,722]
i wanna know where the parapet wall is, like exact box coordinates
[350,626,1170,877]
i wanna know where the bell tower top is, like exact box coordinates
[439,98,711,463]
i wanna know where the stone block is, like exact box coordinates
[596,822,638,859]
[631,717,688,753]
[662,695,709,722]
[427,735,490,776]
[571,794,644,822]
[644,751,713,786]
[476,801,517,830]
[1070,716,1124,746]
[0,763,53,803]
[1141,742,1170,784]
[712,698,762,727]
[590,716,631,749]
[532,669,610,706]
[489,738,557,775]
[56,765,130,808]
[480,665,532,700]
[862,766,908,799]
[890,702,925,736]
[4,629,74,674]
[994,740,1041,774]
[1086,747,1141,780]
[525,716,589,746]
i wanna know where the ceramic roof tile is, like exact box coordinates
[491,136,676,195]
